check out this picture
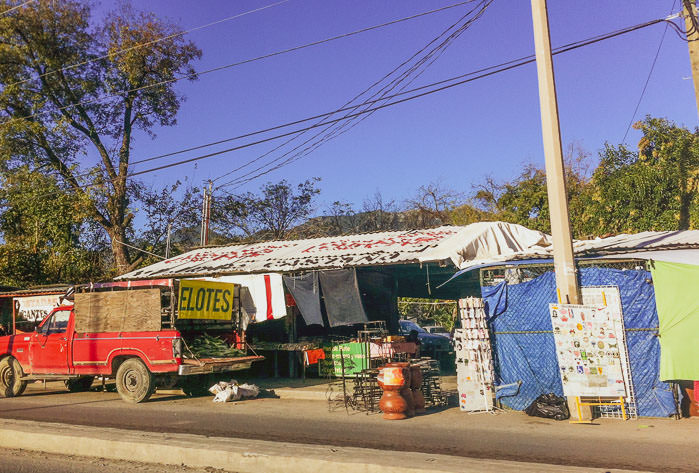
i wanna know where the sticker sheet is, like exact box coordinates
[549,300,628,397]
[455,297,494,412]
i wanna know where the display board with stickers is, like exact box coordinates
[549,298,629,398]
[455,297,494,412]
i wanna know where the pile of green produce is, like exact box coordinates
[187,333,246,358]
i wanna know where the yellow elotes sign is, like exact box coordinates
[178,280,235,320]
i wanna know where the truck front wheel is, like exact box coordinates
[0,357,27,398]
[115,359,154,403]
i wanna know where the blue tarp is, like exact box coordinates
[481,267,676,417]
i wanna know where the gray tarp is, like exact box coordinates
[283,273,324,326]
[318,269,368,327]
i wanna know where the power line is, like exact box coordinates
[0,0,479,127]
[14,0,487,187]
[3,0,290,89]
[19,15,672,202]
[218,15,671,191]
[0,0,34,16]
[210,0,493,187]
[622,1,677,143]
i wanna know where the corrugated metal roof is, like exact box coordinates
[117,222,552,280]
[458,230,699,270]
[0,285,72,297]
[573,230,699,254]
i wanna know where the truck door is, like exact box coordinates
[29,310,71,374]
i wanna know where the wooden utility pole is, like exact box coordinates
[200,181,213,246]
[530,0,580,305]
[684,0,699,119]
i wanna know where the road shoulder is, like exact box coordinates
[0,418,648,473]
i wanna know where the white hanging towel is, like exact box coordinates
[200,273,287,322]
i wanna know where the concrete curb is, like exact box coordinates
[0,419,647,473]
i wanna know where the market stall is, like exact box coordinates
[115,222,553,381]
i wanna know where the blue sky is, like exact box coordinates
[109,0,696,214]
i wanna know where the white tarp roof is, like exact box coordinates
[117,221,552,280]
[458,229,699,270]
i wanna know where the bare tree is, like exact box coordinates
[360,191,401,231]
[405,181,464,227]
[213,178,321,240]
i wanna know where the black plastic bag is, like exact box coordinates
[525,393,570,420]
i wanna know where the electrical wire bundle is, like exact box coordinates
[212,0,494,193]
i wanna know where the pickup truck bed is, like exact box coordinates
[179,356,264,375]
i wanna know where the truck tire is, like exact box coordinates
[115,359,154,403]
[0,357,27,398]
[65,376,94,393]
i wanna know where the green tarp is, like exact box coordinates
[651,261,699,381]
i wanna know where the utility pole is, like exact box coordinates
[200,181,213,247]
[530,0,580,305]
[683,0,699,119]
[165,223,172,259]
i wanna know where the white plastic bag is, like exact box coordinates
[238,383,259,398]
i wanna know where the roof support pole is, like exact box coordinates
[530,0,579,305]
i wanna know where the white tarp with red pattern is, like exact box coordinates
[117,222,552,280]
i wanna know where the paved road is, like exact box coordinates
[1,448,228,473]
[0,382,696,473]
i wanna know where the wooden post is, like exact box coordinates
[684,0,699,119]
[530,0,580,306]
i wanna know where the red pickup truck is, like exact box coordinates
[0,306,262,402]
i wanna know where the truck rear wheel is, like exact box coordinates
[0,357,27,398]
[115,359,154,403]
[65,376,94,393]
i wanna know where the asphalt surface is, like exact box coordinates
[0,382,697,473]
[1,448,230,473]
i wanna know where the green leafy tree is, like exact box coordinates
[636,117,699,230]
[0,1,201,273]
[0,167,106,285]
[584,118,699,234]
[473,145,592,236]
[398,298,457,332]
[583,144,678,234]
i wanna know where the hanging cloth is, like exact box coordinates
[283,273,324,326]
[650,261,699,380]
[318,269,369,327]
[304,348,326,365]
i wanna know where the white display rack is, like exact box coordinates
[580,286,637,420]
[455,297,494,412]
